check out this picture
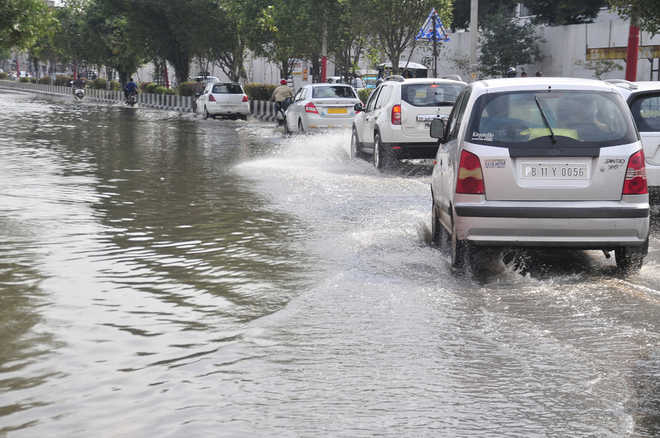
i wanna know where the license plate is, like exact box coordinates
[327,108,347,114]
[520,162,588,180]
[416,114,438,122]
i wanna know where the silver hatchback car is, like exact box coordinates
[430,78,650,274]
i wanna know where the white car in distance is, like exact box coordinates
[196,82,250,120]
[284,84,361,134]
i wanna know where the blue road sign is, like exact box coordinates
[415,8,450,42]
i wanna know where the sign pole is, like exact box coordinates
[432,13,438,78]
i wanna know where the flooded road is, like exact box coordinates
[1,89,659,437]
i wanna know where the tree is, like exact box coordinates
[330,0,371,80]
[575,59,623,79]
[0,0,55,51]
[609,0,660,35]
[524,0,607,26]
[365,0,453,75]
[452,0,516,31]
[83,0,147,83]
[479,8,541,77]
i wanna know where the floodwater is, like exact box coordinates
[0,89,659,437]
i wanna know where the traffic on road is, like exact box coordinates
[0,82,659,437]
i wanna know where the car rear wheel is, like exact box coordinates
[298,119,305,134]
[373,132,394,170]
[204,106,210,120]
[615,241,648,275]
[431,203,442,246]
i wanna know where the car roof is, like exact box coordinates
[310,83,353,87]
[472,77,619,93]
[395,78,467,86]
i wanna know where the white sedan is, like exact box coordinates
[284,84,361,134]
[196,82,250,120]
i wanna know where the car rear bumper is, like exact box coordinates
[386,142,438,159]
[306,116,354,129]
[454,199,650,248]
[209,103,249,115]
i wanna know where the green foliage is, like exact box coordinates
[143,83,158,94]
[177,81,199,97]
[525,0,606,25]
[0,72,8,80]
[91,78,107,89]
[154,86,175,95]
[0,0,56,51]
[357,88,372,103]
[609,0,660,35]
[109,80,120,91]
[575,59,624,79]
[244,83,276,101]
[452,0,517,30]
[55,75,73,86]
[38,77,51,84]
[479,8,542,77]
[19,77,30,82]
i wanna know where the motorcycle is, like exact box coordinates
[73,88,85,101]
[126,91,137,107]
[276,96,293,130]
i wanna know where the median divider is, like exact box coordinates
[0,80,275,120]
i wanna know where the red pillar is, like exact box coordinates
[625,22,640,81]
[321,56,327,83]
[15,58,20,79]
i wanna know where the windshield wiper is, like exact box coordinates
[534,95,556,144]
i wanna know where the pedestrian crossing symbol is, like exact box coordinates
[415,8,450,42]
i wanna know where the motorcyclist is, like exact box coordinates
[271,79,294,120]
[505,67,517,78]
[124,77,138,102]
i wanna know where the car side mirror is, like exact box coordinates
[430,118,446,141]
[354,102,364,113]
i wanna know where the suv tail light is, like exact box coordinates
[622,150,648,195]
[305,102,318,114]
[391,104,401,125]
[208,94,216,102]
[242,95,248,102]
[456,150,484,194]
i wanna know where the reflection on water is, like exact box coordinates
[0,89,659,437]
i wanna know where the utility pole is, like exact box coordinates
[469,0,478,79]
[625,4,640,81]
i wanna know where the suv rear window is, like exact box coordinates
[401,83,464,107]
[466,90,637,147]
[630,93,660,132]
[212,84,243,94]
[312,86,356,99]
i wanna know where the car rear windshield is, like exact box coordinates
[466,90,638,147]
[401,83,464,107]
[312,86,356,99]
[212,84,243,94]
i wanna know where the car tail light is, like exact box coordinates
[622,150,648,195]
[242,95,248,102]
[208,94,216,102]
[456,150,484,194]
[305,102,318,114]
[391,104,401,125]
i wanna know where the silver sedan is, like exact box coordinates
[284,84,361,134]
